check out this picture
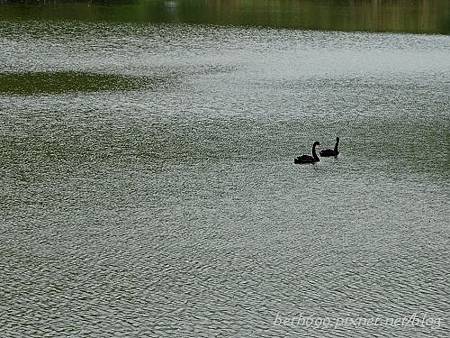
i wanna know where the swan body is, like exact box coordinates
[319,137,339,157]
[294,141,320,164]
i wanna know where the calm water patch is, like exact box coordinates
[0,71,164,94]
[0,0,449,34]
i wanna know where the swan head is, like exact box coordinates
[313,141,320,147]
[336,137,340,142]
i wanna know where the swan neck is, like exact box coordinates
[334,139,339,152]
[312,144,319,160]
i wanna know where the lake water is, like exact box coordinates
[1,1,449,337]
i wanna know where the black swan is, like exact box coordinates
[294,141,320,164]
[319,137,339,157]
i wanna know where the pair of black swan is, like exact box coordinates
[294,137,339,164]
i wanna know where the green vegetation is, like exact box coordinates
[0,0,449,34]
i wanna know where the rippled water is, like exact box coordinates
[1,20,449,337]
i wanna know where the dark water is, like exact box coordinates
[1,0,450,34]
[1,3,450,338]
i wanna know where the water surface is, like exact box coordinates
[1,6,450,338]
[1,0,449,34]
